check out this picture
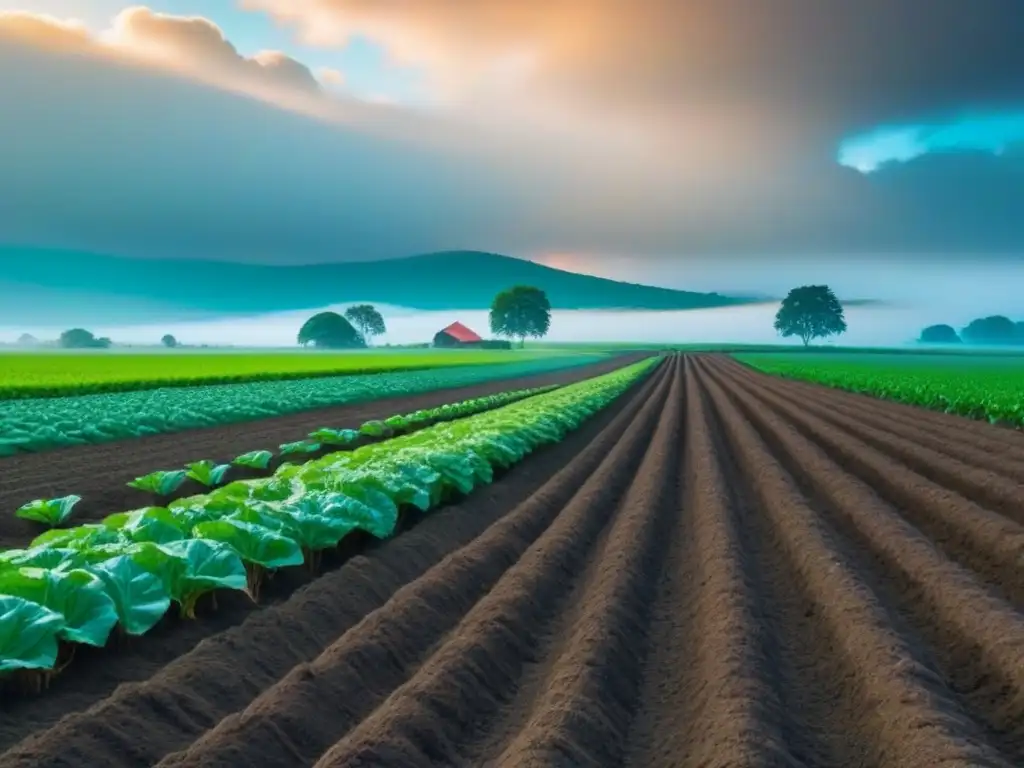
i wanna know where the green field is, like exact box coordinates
[0,349,583,399]
[734,351,1024,427]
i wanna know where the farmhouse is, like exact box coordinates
[432,321,484,347]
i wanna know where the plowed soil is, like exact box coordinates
[2,353,1022,768]
[0,354,643,550]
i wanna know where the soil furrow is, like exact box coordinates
[0,354,642,548]
[698,361,1013,767]
[706,359,1024,763]
[150,360,678,768]
[720,357,1024,484]
[479,359,684,767]
[723,356,1024,455]
[705,361,1024,609]
[305,362,683,768]
[0,359,668,768]
[711,357,1024,502]
[623,357,794,767]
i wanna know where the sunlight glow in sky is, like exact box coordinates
[839,112,1024,172]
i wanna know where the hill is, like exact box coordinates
[0,247,751,324]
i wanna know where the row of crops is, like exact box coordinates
[0,358,658,680]
[0,354,607,456]
[734,352,1024,427]
[0,350,579,399]
[14,383,562,521]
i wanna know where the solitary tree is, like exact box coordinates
[489,285,552,348]
[919,324,961,344]
[16,333,37,346]
[59,328,111,349]
[344,305,386,345]
[773,285,847,346]
[161,334,178,348]
[297,311,366,349]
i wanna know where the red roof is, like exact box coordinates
[440,321,483,343]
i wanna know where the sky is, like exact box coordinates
[0,1,1023,296]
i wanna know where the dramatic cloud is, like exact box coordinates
[0,7,325,102]
[104,7,322,94]
[244,1,1024,140]
[0,11,91,48]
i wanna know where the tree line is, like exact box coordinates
[29,284,872,351]
[297,286,553,349]
[920,316,1024,345]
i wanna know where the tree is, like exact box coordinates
[961,315,1017,344]
[16,333,37,346]
[489,285,551,348]
[297,311,366,349]
[773,285,847,346]
[919,324,961,344]
[59,328,110,349]
[344,305,386,345]
[161,334,178,348]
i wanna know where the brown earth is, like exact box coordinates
[2,353,1022,768]
[0,354,644,550]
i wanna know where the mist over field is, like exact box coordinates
[1,258,1020,349]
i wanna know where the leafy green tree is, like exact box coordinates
[919,324,961,343]
[961,315,1017,344]
[59,328,110,349]
[773,285,847,346]
[489,286,552,348]
[344,305,386,345]
[161,334,178,348]
[297,312,366,349]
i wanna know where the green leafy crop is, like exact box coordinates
[0,356,658,678]
[734,352,1024,428]
[128,470,188,496]
[232,450,274,470]
[15,495,81,528]
[186,460,232,488]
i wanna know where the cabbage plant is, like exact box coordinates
[185,460,232,488]
[15,495,81,527]
[232,449,273,470]
[279,440,320,456]
[358,420,393,438]
[128,470,187,496]
[0,595,65,673]
[86,555,172,636]
[0,567,118,647]
[130,539,247,619]
[308,427,359,446]
[193,518,303,600]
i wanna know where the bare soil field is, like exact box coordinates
[0,354,643,550]
[2,353,1022,767]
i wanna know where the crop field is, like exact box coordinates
[1,353,1022,767]
[735,351,1024,427]
[0,348,585,399]
[0,353,609,455]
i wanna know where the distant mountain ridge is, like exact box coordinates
[0,247,752,324]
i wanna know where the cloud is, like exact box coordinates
[317,66,345,86]
[0,7,327,103]
[0,11,91,49]
[104,7,322,95]
[244,1,1024,157]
